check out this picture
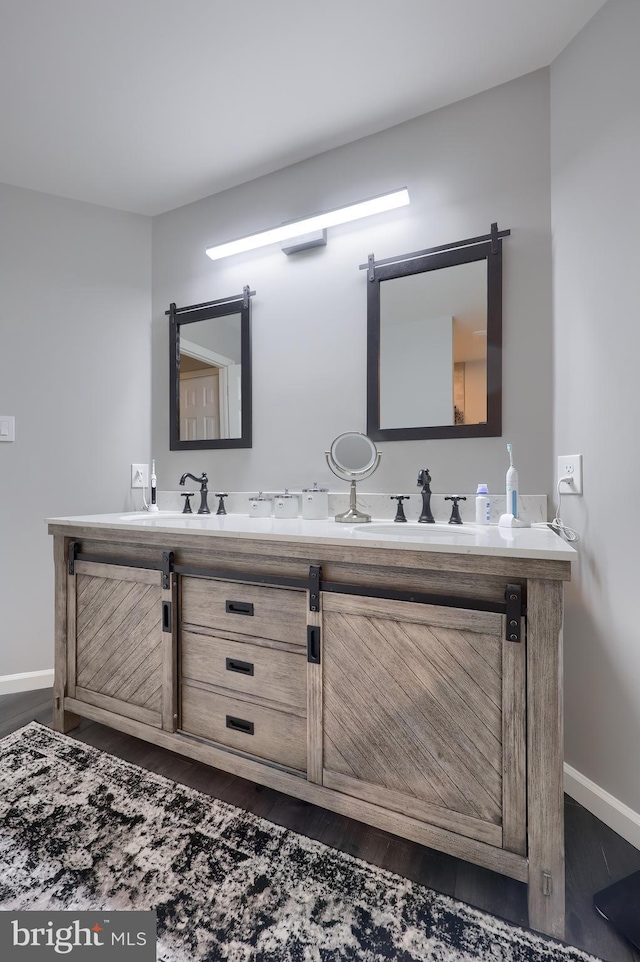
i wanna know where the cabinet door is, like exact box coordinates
[321,594,525,853]
[68,561,176,731]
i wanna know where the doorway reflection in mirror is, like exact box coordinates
[169,288,252,451]
[179,314,242,442]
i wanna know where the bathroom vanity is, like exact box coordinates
[48,513,575,939]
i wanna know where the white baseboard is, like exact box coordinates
[0,670,54,696]
[565,763,640,851]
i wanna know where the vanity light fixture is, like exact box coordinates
[205,187,410,262]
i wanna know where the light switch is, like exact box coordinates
[0,416,15,442]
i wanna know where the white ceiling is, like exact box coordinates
[0,0,606,216]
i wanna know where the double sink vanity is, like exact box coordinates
[49,508,575,939]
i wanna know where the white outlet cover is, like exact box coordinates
[131,463,149,488]
[557,454,583,494]
[0,416,15,442]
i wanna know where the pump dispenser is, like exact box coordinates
[475,484,491,524]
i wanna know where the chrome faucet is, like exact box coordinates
[179,472,210,514]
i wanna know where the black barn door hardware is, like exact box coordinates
[67,544,175,577]
[505,584,523,642]
[162,551,174,589]
[68,541,80,575]
[309,565,321,612]
[66,545,525,628]
[361,223,511,276]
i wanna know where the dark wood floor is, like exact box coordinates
[2,688,639,962]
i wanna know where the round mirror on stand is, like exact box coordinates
[325,432,382,523]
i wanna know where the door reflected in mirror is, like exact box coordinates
[380,260,487,429]
[179,314,242,441]
[169,291,252,451]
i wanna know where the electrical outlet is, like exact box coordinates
[557,454,583,495]
[131,463,149,489]
[0,416,15,442]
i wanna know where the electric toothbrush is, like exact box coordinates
[506,443,518,518]
[148,459,159,512]
[498,442,529,528]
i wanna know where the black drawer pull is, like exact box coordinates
[162,601,172,633]
[225,600,254,616]
[226,715,254,735]
[307,625,321,664]
[225,657,254,676]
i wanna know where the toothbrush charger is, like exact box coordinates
[498,513,530,528]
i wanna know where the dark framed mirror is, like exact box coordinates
[168,289,252,450]
[366,227,506,441]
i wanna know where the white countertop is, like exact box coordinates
[47,512,577,561]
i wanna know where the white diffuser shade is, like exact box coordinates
[205,188,410,262]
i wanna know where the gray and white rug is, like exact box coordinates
[0,722,601,961]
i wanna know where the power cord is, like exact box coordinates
[132,467,150,511]
[532,475,580,542]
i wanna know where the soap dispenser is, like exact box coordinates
[475,484,491,524]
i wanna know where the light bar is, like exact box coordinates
[205,188,410,262]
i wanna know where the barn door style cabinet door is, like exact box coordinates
[320,593,526,856]
[57,544,177,733]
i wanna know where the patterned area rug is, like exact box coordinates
[0,723,601,961]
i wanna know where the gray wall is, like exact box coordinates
[551,0,640,814]
[152,69,554,501]
[0,183,151,676]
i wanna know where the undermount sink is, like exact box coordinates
[354,522,479,539]
[119,511,203,522]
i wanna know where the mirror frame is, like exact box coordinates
[169,294,252,450]
[366,239,502,441]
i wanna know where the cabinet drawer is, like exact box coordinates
[181,577,306,647]
[181,631,306,712]
[181,684,307,772]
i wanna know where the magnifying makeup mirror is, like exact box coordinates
[325,432,382,523]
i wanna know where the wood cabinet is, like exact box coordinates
[50,523,569,939]
[321,594,525,854]
[64,558,176,731]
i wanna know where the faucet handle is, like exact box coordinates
[181,492,195,514]
[390,495,410,523]
[215,493,228,516]
[444,495,467,525]
[417,468,431,489]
